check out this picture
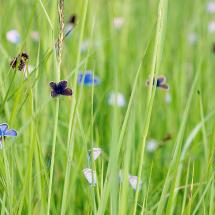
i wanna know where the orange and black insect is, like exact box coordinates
[10,52,29,71]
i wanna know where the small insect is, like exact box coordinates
[128,175,142,192]
[162,133,172,142]
[49,80,73,98]
[10,52,29,71]
[0,123,17,149]
[88,148,102,161]
[83,168,97,186]
[77,71,100,86]
[146,76,169,90]
[64,14,77,38]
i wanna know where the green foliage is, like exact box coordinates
[0,0,214,214]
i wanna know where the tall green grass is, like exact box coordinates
[0,0,215,214]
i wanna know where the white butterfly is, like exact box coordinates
[88,147,102,161]
[128,175,142,191]
[108,92,126,107]
[83,168,97,186]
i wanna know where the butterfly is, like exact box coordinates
[10,52,29,71]
[0,123,17,149]
[49,80,73,97]
[108,92,126,107]
[88,147,102,161]
[146,76,169,90]
[64,14,77,38]
[83,168,97,186]
[128,175,142,191]
[77,71,100,86]
[162,133,172,142]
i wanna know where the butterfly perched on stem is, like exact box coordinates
[49,80,73,98]
[0,123,17,149]
[64,14,77,38]
[83,168,97,186]
[146,76,169,90]
[10,52,29,71]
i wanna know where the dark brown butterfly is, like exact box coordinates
[146,76,169,90]
[49,80,73,97]
[10,52,29,71]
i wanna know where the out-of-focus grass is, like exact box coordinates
[0,0,215,214]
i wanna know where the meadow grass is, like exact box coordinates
[0,0,215,214]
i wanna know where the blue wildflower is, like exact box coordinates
[0,123,17,149]
[77,71,100,86]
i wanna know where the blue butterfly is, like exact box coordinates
[0,123,17,149]
[146,76,169,90]
[77,71,100,86]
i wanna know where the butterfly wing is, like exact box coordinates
[157,76,166,85]
[51,91,59,97]
[83,168,96,185]
[4,129,17,137]
[92,148,102,160]
[88,148,101,161]
[159,84,169,90]
[49,82,58,90]
[61,88,73,96]
[0,123,8,133]
[128,175,142,191]
[58,80,68,90]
